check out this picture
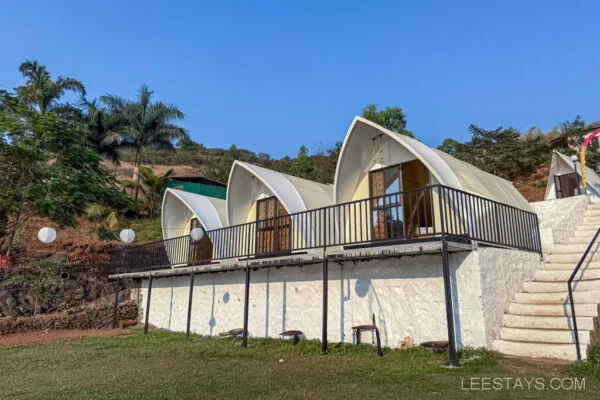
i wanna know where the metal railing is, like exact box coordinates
[567,226,600,360]
[108,184,542,275]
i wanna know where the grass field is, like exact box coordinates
[0,329,599,399]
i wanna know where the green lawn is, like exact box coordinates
[0,330,598,399]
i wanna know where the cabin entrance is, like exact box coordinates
[369,160,432,240]
[554,173,578,198]
[188,218,213,264]
[256,196,291,256]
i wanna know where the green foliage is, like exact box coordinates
[97,227,120,241]
[288,145,320,180]
[0,92,129,248]
[80,97,123,166]
[16,60,85,115]
[129,217,163,242]
[438,124,551,179]
[362,104,414,138]
[130,166,175,217]
[177,136,205,150]
[561,115,600,172]
[102,84,187,200]
[204,144,241,183]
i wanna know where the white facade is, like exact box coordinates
[138,247,540,348]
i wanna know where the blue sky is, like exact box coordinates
[1,1,599,157]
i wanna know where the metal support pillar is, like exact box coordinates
[441,237,458,366]
[186,271,195,341]
[144,274,153,335]
[242,262,251,348]
[112,278,120,329]
[321,255,328,354]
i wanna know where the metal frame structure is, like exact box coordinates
[109,184,542,366]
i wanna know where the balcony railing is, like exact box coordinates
[108,185,542,275]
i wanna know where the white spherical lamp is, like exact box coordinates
[571,155,578,162]
[119,229,135,244]
[190,228,205,242]
[37,227,57,244]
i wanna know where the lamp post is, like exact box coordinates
[571,155,585,196]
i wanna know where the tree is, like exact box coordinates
[205,145,241,183]
[0,91,130,254]
[101,84,187,200]
[288,145,320,180]
[177,136,205,150]
[361,104,413,138]
[16,60,86,114]
[81,97,122,167]
[563,115,600,172]
[122,166,174,218]
[437,124,550,179]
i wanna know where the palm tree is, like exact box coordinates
[122,166,175,217]
[80,97,122,167]
[101,84,186,200]
[16,60,86,114]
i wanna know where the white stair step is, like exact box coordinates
[522,280,600,292]
[498,327,591,344]
[514,290,600,304]
[546,243,600,254]
[535,269,600,281]
[493,339,584,360]
[573,229,600,237]
[544,261,600,270]
[567,237,599,244]
[507,302,598,317]
[546,253,600,263]
[503,314,594,330]
[583,210,600,217]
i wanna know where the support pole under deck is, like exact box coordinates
[441,237,458,366]
[321,255,328,354]
[144,274,153,335]
[186,271,195,341]
[242,262,251,348]
[112,278,120,329]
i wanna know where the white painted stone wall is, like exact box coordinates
[477,248,542,346]
[531,196,589,247]
[138,247,539,349]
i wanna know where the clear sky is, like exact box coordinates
[1,1,599,157]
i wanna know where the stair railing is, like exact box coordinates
[568,226,600,360]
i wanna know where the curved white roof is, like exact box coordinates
[334,116,531,211]
[227,161,333,225]
[161,188,226,239]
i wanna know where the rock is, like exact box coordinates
[400,336,414,349]
[72,288,85,301]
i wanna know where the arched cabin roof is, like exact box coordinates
[161,188,226,239]
[226,161,334,226]
[334,116,532,211]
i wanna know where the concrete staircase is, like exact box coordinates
[494,200,600,360]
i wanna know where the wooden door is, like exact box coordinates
[189,219,213,264]
[256,197,291,255]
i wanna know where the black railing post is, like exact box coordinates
[112,278,120,329]
[322,209,328,354]
[568,226,600,360]
[144,274,153,335]
[186,271,195,341]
